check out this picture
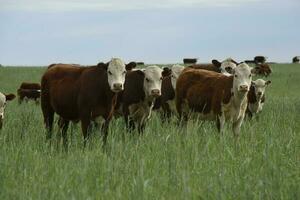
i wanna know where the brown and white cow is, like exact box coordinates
[41,58,136,147]
[119,65,163,133]
[176,63,254,136]
[246,79,271,118]
[253,63,272,77]
[154,65,185,119]
[0,92,16,129]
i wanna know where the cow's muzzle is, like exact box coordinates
[112,83,123,92]
[150,89,161,97]
[239,85,249,92]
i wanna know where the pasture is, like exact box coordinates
[0,64,299,199]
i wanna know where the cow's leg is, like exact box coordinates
[232,115,245,137]
[217,113,226,134]
[18,96,23,104]
[101,119,110,145]
[138,122,146,134]
[81,115,91,148]
[58,118,70,151]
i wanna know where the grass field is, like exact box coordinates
[0,64,299,199]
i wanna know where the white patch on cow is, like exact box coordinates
[0,92,7,120]
[142,65,163,98]
[220,58,237,76]
[107,58,127,92]
[171,64,185,90]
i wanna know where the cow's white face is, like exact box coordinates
[107,58,127,92]
[143,66,163,98]
[220,60,237,75]
[171,65,185,90]
[252,79,271,100]
[233,63,253,94]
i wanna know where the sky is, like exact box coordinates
[0,0,299,66]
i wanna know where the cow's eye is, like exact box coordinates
[234,74,238,78]
[146,78,150,82]
[108,71,112,75]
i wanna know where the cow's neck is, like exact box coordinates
[232,89,248,109]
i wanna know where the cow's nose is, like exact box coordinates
[113,83,123,91]
[257,91,262,96]
[151,89,161,97]
[239,85,248,92]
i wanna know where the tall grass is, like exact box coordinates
[0,64,299,199]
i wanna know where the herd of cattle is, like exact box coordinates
[0,58,273,147]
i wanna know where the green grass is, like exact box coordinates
[0,64,299,199]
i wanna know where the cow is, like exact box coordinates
[17,88,41,104]
[183,58,197,64]
[254,56,267,64]
[253,63,272,77]
[41,58,136,148]
[0,92,16,129]
[176,63,254,136]
[292,56,300,64]
[246,79,271,118]
[118,65,163,133]
[153,65,185,120]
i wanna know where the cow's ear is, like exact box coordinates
[126,62,137,71]
[5,94,16,101]
[212,59,221,68]
[265,80,271,86]
[162,67,171,77]
[97,62,109,70]
[230,59,238,65]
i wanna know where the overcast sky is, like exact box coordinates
[0,0,299,65]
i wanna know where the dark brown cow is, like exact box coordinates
[176,63,254,136]
[292,56,300,64]
[48,63,80,69]
[117,66,163,133]
[20,82,41,90]
[17,89,41,104]
[41,58,136,148]
[254,56,267,64]
[183,58,197,64]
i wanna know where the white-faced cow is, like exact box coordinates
[119,65,163,133]
[247,79,271,118]
[176,63,254,136]
[0,92,16,129]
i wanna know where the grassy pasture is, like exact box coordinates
[0,64,299,199]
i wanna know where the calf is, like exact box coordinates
[0,92,16,129]
[247,79,271,118]
[20,82,41,90]
[41,58,136,147]
[17,89,41,104]
[176,63,254,136]
[119,65,163,133]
